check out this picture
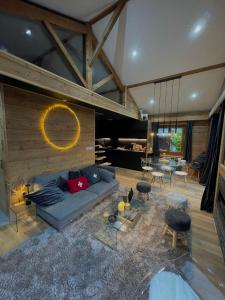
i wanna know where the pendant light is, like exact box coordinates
[174,78,181,135]
[157,82,161,135]
[163,81,167,134]
[150,83,156,137]
[168,80,174,137]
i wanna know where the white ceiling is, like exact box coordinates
[130,68,225,114]
[28,0,225,114]
[29,0,117,21]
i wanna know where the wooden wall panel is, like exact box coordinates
[3,85,95,184]
[192,120,209,159]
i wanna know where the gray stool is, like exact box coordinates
[163,208,191,248]
[136,181,151,201]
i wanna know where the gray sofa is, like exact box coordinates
[33,165,118,231]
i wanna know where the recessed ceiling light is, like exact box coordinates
[150,98,154,105]
[193,24,202,34]
[25,29,32,36]
[131,50,138,58]
[189,13,210,39]
[191,92,198,99]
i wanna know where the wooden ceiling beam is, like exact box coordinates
[150,112,209,122]
[127,62,225,89]
[88,1,119,25]
[0,51,139,119]
[85,25,93,90]
[0,0,87,34]
[89,0,128,67]
[93,74,114,91]
[44,21,87,88]
[90,30,124,92]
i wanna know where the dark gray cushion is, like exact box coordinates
[136,181,151,193]
[81,164,100,185]
[86,180,118,196]
[37,190,98,222]
[27,186,65,206]
[68,170,81,180]
[33,170,68,191]
[57,176,69,192]
[98,166,116,179]
[99,168,114,183]
[165,208,191,232]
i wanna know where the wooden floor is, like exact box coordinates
[0,167,224,295]
[117,167,225,295]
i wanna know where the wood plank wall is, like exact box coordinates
[192,120,209,159]
[3,85,95,185]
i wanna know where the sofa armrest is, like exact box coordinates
[98,166,116,179]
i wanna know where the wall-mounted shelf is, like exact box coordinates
[95,156,107,161]
[99,162,112,166]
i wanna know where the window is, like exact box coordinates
[0,12,80,84]
[0,11,123,104]
[158,127,183,153]
[93,57,123,104]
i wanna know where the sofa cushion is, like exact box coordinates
[81,164,100,185]
[57,176,69,192]
[99,168,114,183]
[27,186,65,206]
[37,190,98,222]
[67,176,90,193]
[86,180,118,196]
[33,170,68,191]
[68,170,81,180]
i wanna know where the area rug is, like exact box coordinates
[0,186,190,300]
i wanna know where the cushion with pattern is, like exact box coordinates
[80,165,100,185]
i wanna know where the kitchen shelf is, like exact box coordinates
[99,162,112,166]
[95,156,107,161]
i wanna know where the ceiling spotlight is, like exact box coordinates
[191,92,198,99]
[193,24,202,34]
[131,50,138,58]
[189,13,210,39]
[150,98,154,105]
[25,29,32,36]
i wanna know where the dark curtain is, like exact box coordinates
[199,114,220,185]
[184,121,192,163]
[200,103,225,212]
[152,122,160,157]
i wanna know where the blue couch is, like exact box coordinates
[32,165,118,231]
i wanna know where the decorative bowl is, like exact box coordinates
[108,214,117,223]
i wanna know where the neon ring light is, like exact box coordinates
[40,103,80,151]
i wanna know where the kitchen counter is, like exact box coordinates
[104,148,152,171]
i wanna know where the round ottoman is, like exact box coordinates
[166,192,188,210]
[163,208,191,248]
[136,181,151,201]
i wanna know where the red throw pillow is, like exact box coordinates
[67,176,90,194]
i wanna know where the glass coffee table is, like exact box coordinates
[86,196,150,250]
